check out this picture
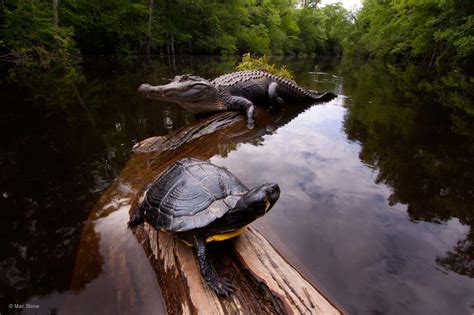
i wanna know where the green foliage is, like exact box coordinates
[0,0,356,61]
[347,0,474,72]
[320,4,353,56]
[1,0,79,65]
[295,7,326,54]
[59,0,152,54]
[235,53,293,79]
[238,25,271,55]
[291,3,352,55]
[4,0,471,76]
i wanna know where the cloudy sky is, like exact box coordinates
[320,0,362,10]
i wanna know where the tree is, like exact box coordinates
[1,0,78,64]
[348,0,474,72]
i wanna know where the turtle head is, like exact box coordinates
[234,183,280,218]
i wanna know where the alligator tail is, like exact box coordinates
[308,90,337,103]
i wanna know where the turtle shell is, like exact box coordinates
[143,158,248,232]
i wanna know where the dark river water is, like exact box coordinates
[1,56,473,314]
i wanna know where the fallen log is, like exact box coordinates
[72,104,341,314]
[135,223,340,314]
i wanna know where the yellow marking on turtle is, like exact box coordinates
[181,226,248,247]
[210,206,221,213]
[206,226,248,242]
[263,196,271,212]
[138,190,147,204]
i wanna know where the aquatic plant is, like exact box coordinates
[235,53,293,79]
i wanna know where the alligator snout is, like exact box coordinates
[138,83,153,94]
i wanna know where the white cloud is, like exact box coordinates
[320,0,362,10]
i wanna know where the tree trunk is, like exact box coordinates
[170,34,175,56]
[52,0,58,26]
[145,0,154,55]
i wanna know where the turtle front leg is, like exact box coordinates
[127,206,145,228]
[192,235,234,297]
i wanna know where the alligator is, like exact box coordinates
[138,70,336,128]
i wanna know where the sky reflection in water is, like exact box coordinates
[211,92,473,314]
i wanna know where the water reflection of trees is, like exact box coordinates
[339,60,474,277]
[0,56,239,308]
[0,61,102,308]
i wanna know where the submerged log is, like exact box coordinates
[130,106,341,314]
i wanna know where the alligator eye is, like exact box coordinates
[180,75,189,82]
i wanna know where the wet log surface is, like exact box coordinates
[72,105,341,314]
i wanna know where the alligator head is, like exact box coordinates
[138,75,217,112]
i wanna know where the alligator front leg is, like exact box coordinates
[228,96,255,129]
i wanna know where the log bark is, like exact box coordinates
[134,223,339,314]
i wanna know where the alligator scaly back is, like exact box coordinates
[212,70,333,102]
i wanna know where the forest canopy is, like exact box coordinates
[0,0,472,74]
[347,0,474,72]
[0,0,352,60]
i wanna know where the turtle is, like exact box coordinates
[127,157,280,296]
